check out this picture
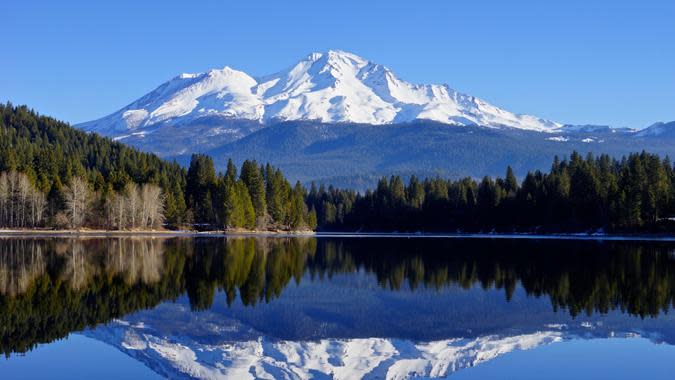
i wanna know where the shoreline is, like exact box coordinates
[0,229,674,241]
[0,229,316,238]
[316,232,675,242]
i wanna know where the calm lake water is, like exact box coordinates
[1,236,675,379]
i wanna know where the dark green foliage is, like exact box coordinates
[311,151,675,233]
[0,102,187,226]
[0,103,311,231]
[265,164,290,225]
[240,160,267,225]
[288,181,308,228]
[186,154,218,224]
[235,180,256,229]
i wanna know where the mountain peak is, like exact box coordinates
[77,50,563,134]
[326,49,368,63]
[306,49,368,63]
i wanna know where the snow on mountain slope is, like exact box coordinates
[77,50,563,139]
[84,319,563,380]
[636,121,675,137]
[80,68,263,135]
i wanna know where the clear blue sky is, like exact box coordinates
[2,0,673,128]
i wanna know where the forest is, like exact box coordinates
[2,102,675,233]
[309,152,675,233]
[0,103,314,231]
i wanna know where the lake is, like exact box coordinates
[0,236,674,379]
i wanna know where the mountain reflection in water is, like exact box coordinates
[1,236,675,358]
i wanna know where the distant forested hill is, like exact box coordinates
[167,120,675,187]
[0,103,314,230]
[0,102,188,224]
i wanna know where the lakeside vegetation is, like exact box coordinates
[310,152,675,233]
[2,102,675,234]
[0,103,315,231]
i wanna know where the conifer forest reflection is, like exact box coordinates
[1,236,675,357]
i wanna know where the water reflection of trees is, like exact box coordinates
[0,238,185,356]
[0,237,317,356]
[310,239,675,319]
[1,237,675,356]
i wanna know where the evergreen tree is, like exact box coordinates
[186,154,217,224]
[240,160,267,226]
[307,206,318,230]
[265,166,289,225]
[288,181,307,229]
[236,181,256,229]
[224,159,237,188]
[504,166,518,195]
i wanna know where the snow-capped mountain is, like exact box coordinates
[85,319,564,380]
[77,50,562,138]
[85,316,658,380]
[74,51,675,184]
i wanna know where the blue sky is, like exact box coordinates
[1,0,673,128]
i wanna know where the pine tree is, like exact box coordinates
[407,175,425,209]
[185,154,217,224]
[288,181,307,229]
[505,166,518,195]
[240,160,267,226]
[237,181,256,229]
[266,166,288,226]
[224,159,237,188]
[223,181,244,228]
[307,206,318,230]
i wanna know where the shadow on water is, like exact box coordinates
[1,236,675,355]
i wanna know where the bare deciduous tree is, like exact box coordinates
[65,177,91,228]
[125,183,140,229]
[106,193,127,230]
[140,184,164,228]
[1,170,165,231]
[104,183,164,230]
[0,173,9,225]
[29,189,46,227]
[0,171,48,228]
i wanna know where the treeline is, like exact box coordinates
[0,102,186,228]
[0,170,165,229]
[184,155,316,230]
[0,171,47,227]
[309,151,675,232]
[5,102,675,232]
[0,103,314,230]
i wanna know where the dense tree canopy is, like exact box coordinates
[0,102,187,226]
[0,103,313,231]
[309,152,675,233]
[185,156,314,230]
